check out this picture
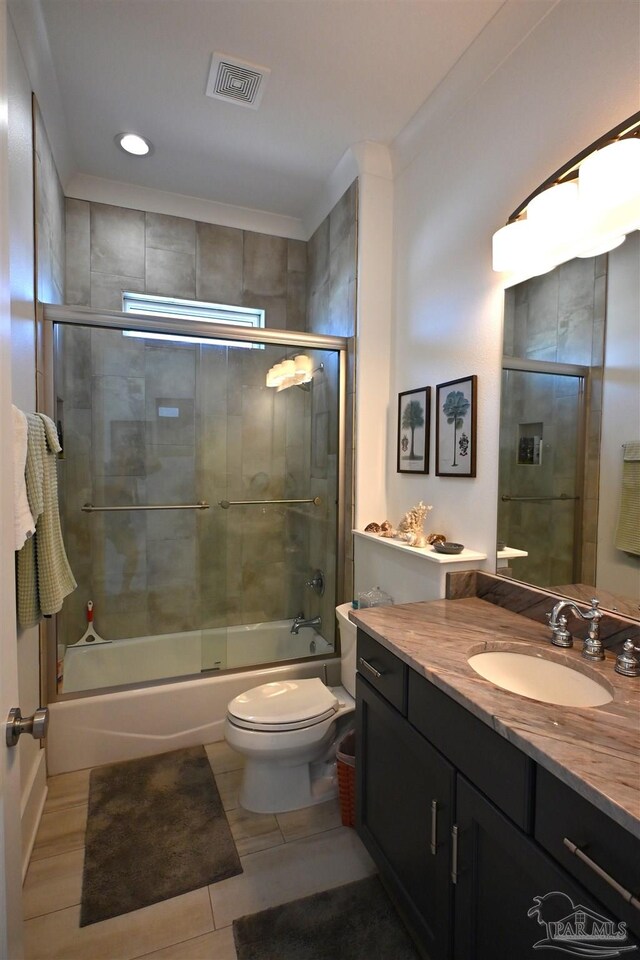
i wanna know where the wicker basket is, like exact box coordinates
[336,729,356,828]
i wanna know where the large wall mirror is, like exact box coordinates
[495,116,640,621]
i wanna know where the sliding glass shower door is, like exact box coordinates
[53,316,344,695]
[497,366,586,589]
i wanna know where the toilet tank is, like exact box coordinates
[336,602,357,698]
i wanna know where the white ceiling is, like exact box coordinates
[39,0,505,221]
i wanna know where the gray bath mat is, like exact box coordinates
[80,745,241,926]
[232,875,421,960]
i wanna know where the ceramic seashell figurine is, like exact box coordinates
[427,532,447,545]
[397,501,432,548]
[365,519,397,537]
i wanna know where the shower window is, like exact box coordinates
[51,310,345,697]
[122,292,265,346]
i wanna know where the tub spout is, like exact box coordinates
[290,613,322,635]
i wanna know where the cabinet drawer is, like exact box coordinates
[357,630,407,715]
[408,670,534,831]
[535,765,640,938]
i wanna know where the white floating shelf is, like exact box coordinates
[497,547,528,560]
[353,530,487,564]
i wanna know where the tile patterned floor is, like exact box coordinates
[23,742,376,959]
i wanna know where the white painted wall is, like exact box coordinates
[598,231,640,603]
[366,0,640,600]
[353,143,394,528]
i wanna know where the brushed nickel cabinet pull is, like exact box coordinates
[451,825,459,884]
[430,800,438,855]
[358,657,382,680]
[563,838,640,910]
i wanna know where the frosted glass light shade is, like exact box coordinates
[527,181,579,228]
[577,138,640,252]
[293,354,313,381]
[266,362,285,387]
[492,218,557,279]
[266,356,315,390]
[527,181,581,268]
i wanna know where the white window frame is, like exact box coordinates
[122,292,265,347]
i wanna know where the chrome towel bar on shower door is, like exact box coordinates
[500,494,579,502]
[81,502,210,512]
[218,497,322,509]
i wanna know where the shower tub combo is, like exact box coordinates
[49,620,337,776]
[45,304,348,776]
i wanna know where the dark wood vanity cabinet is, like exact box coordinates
[356,674,454,959]
[355,628,640,960]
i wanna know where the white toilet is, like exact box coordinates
[224,603,357,813]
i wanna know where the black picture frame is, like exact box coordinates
[436,376,477,477]
[397,387,431,474]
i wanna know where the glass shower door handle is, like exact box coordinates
[218,497,322,508]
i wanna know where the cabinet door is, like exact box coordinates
[357,674,455,959]
[454,776,639,960]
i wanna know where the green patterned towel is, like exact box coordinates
[16,414,76,628]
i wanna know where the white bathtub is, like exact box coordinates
[62,619,331,693]
[49,620,339,775]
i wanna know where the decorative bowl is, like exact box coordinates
[433,541,464,555]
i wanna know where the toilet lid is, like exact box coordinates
[227,678,339,730]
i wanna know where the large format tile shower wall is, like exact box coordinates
[59,188,356,659]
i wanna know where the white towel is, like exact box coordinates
[12,404,35,550]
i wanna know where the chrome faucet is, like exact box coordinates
[547,597,604,661]
[290,612,322,635]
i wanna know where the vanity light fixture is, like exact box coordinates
[115,132,153,156]
[492,112,640,283]
[266,354,316,391]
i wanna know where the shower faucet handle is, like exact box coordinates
[305,570,325,595]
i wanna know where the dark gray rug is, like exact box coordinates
[80,745,241,926]
[233,875,421,960]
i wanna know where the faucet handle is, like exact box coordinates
[615,639,640,677]
[550,614,573,648]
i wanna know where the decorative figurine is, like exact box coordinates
[397,501,432,548]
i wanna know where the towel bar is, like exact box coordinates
[82,502,210,512]
[501,494,579,502]
[218,497,322,509]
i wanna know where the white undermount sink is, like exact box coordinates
[467,650,613,708]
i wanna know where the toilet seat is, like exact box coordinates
[227,678,339,732]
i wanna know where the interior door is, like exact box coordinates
[0,3,25,953]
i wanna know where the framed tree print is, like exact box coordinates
[397,387,430,473]
[436,376,477,477]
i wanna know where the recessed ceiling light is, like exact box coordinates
[115,133,153,156]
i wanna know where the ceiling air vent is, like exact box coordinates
[205,53,270,110]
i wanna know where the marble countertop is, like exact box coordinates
[350,597,640,837]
